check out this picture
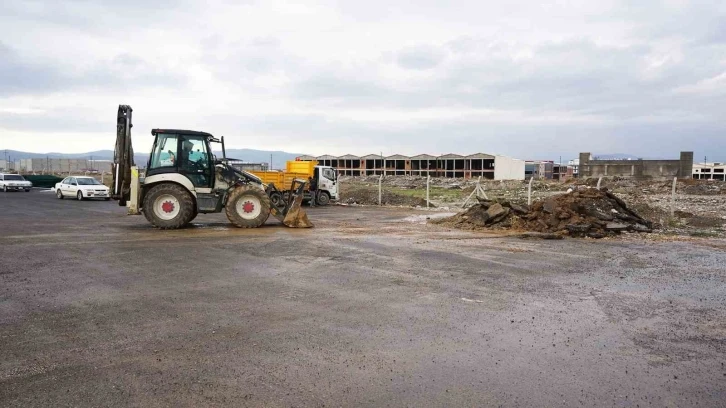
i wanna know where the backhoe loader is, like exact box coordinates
[111,105,312,229]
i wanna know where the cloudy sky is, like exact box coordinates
[1,0,725,161]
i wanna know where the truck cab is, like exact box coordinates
[313,165,338,205]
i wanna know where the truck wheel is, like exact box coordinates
[225,185,271,228]
[142,183,195,229]
[269,191,283,208]
[317,191,331,206]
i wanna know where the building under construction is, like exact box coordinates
[296,153,526,180]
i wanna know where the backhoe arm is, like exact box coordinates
[112,105,135,205]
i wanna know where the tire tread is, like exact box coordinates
[142,183,196,229]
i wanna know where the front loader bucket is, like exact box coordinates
[282,193,313,228]
[268,179,314,228]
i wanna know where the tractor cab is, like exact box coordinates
[148,129,217,189]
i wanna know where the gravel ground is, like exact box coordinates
[1,190,726,407]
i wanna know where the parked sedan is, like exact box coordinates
[55,176,110,201]
[0,173,33,192]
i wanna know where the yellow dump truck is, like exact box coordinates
[248,161,339,206]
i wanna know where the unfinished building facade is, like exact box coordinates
[296,153,525,180]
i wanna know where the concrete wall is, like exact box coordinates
[579,152,694,179]
[10,159,113,174]
[494,156,525,180]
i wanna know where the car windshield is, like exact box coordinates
[77,178,102,185]
[4,175,24,181]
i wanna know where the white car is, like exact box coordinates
[55,176,110,201]
[0,173,33,192]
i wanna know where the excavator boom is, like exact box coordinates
[112,105,134,206]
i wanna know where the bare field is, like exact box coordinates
[1,191,726,407]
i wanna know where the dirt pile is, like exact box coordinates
[436,188,654,238]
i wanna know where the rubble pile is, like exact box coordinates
[436,188,654,238]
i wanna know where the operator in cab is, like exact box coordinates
[180,139,208,186]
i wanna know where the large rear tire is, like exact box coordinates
[142,183,195,229]
[225,185,271,228]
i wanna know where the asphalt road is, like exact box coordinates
[1,190,726,407]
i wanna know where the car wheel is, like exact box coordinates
[2,185,7,192]
[56,189,64,199]
[77,191,84,201]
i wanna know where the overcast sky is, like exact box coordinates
[1,0,725,161]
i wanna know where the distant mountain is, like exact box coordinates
[2,148,305,170]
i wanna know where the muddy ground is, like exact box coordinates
[1,190,726,407]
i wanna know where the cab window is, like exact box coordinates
[179,135,211,188]
[322,168,336,180]
[150,134,179,169]
[180,136,209,172]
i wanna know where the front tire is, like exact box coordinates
[142,183,196,229]
[2,186,7,192]
[56,189,64,199]
[225,185,271,228]
[77,191,84,201]
[317,191,331,206]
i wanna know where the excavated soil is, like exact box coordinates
[435,188,653,238]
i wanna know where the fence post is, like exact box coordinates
[378,174,383,206]
[670,177,677,216]
[426,175,430,209]
[527,177,534,206]
[597,177,603,189]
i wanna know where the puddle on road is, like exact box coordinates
[401,213,457,224]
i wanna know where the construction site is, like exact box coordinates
[1,110,726,407]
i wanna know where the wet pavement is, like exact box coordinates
[1,190,726,406]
